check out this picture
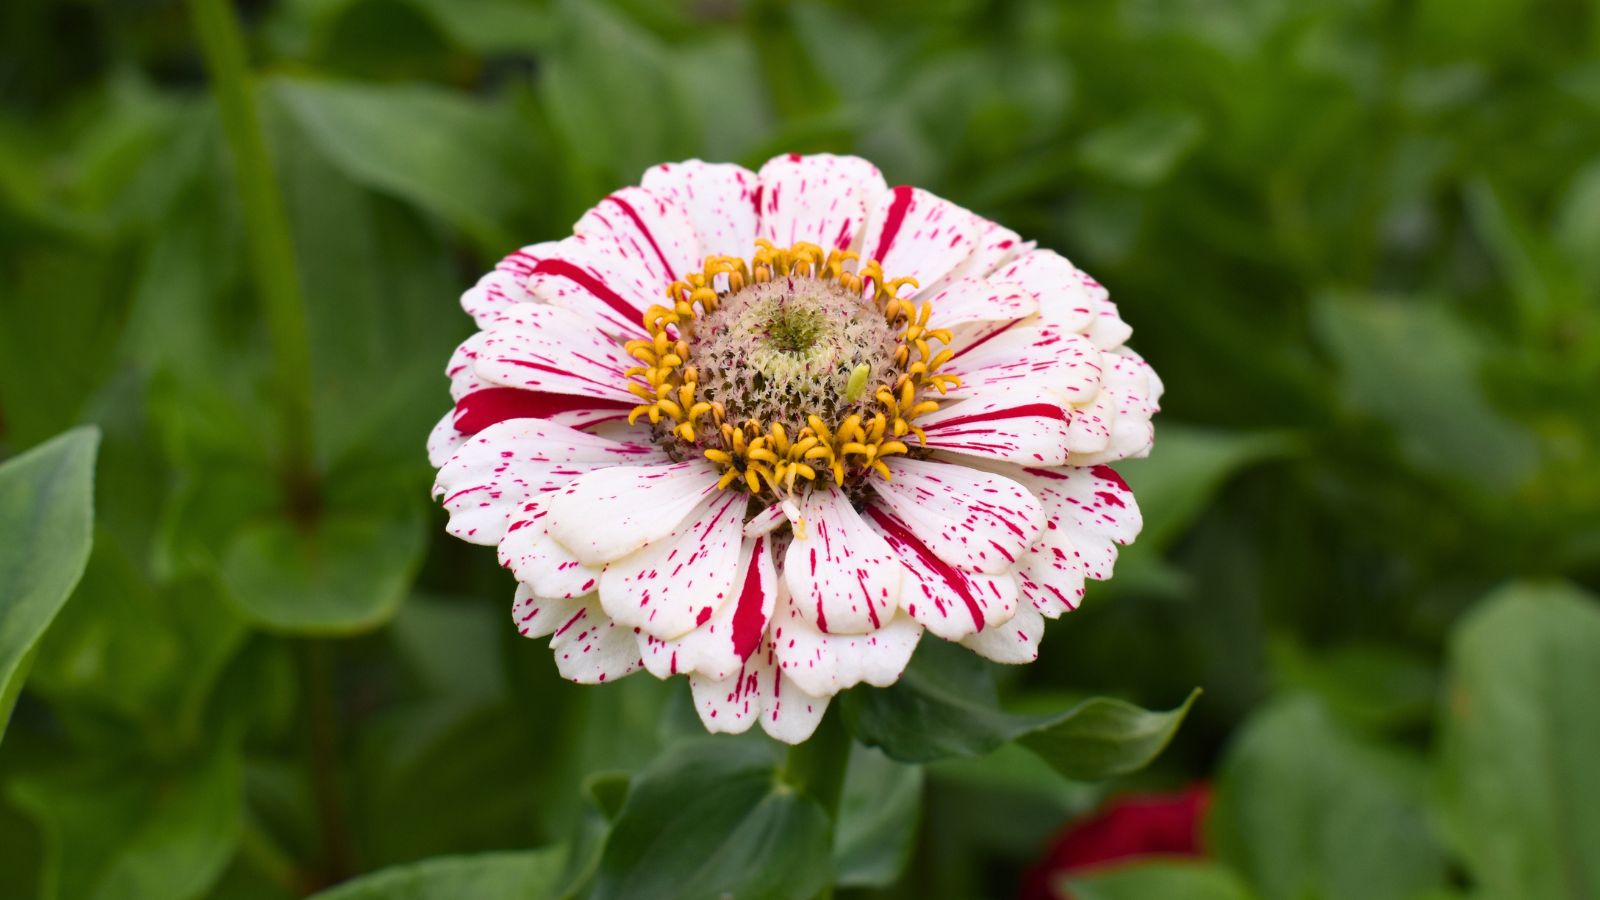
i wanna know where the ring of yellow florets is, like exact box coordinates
[624,239,961,501]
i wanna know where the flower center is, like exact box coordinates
[691,276,898,441]
[624,240,960,501]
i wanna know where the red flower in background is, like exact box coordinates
[1021,783,1212,900]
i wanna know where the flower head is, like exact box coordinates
[430,153,1161,743]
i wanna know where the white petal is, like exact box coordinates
[639,534,778,680]
[961,602,1044,664]
[865,504,1021,641]
[943,325,1102,407]
[1066,385,1117,457]
[758,664,831,744]
[768,586,923,698]
[989,250,1101,334]
[544,596,642,684]
[1069,349,1161,465]
[641,160,760,259]
[1005,463,1143,582]
[922,220,1032,295]
[470,305,642,403]
[433,418,663,546]
[869,457,1043,574]
[919,391,1073,466]
[756,153,887,251]
[860,186,981,290]
[688,641,830,744]
[512,583,584,639]
[546,461,721,566]
[573,186,702,287]
[460,245,548,328]
[1086,298,1134,350]
[783,487,900,634]
[969,221,1031,278]
[500,519,603,599]
[599,491,745,641]
[427,406,469,469]
[1017,521,1088,618]
[925,277,1038,330]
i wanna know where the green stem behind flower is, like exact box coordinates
[188,0,316,488]
[782,705,852,898]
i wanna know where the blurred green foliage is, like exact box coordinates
[1,0,1598,897]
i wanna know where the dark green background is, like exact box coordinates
[2,0,1598,898]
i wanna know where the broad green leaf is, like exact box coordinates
[1065,861,1258,900]
[269,92,464,470]
[29,559,246,752]
[9,741,242,900]
[1270,638,1437,731]
[311,847,567,900]
[0,427,98,740]
[833,745,923,889]
[1210,696,1447,900]
[221,501,424,634]
[1115,425,1293,550]
[1440,582,1600,900]
[271,77,537,252]
[591,739,832,900]
[1555,159,1600,291]
[1313,293,1539,489]
[539,0,697,202]
[1078,109,1204,187]
[352,598,545,868]
[403,0,550,54]
[845,640,1196,778]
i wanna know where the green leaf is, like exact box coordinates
[9,741,242,900]
[591,739,832,900]
[271,76,536,253]
[845,641,1196,778]
[1556,159,1600,291]
[1210,696,1447,900]
[0,427,98,740]
[221,500,424,634]
[539,0,698,200]
[1020,692,1201,781]
[1065,861,1258,900]
[1313,293,1539,489]
[1439,582,1600,900]
[832,745,923,889]
[1115,425,1294,551]
[1077,109,1204,187]
[310,847,567,900]
[1270,638,1438,731]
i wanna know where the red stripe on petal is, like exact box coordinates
[926,402,1068,432]
[1091,464,1130,492]
[867,506,984,631]
[530,258,642,328]
[454,388,631,435]
[872,185,915,262]
[731,536,768,661]
[606,194,677,280]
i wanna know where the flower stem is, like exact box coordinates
[782,706,852,898]
[188,0,315,488]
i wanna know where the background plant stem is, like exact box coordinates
[187,0,316,489]
[300,639,355,886]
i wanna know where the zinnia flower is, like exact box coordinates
[1021,784,1212,900]
[430,153,1160,743]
